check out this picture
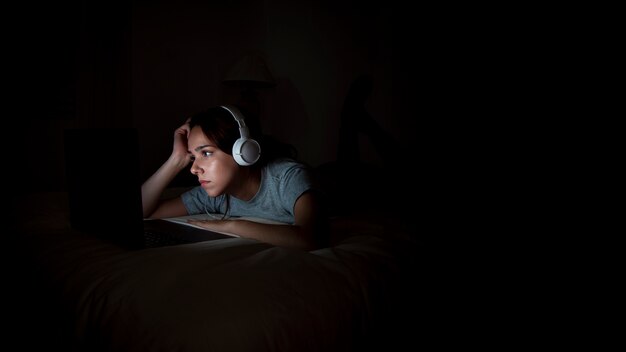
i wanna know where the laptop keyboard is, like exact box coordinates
[144,230,190,248]
[142,219,230,248]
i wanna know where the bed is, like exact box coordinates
[7,189,421,351]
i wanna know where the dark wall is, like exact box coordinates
[13,0,416,193]
[10,0,132,193]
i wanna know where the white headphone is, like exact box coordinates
[220,105,261,166]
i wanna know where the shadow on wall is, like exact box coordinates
[315,74,413,218]
[263,77,310,163]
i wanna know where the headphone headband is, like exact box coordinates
[219,105,260,166]
[220,105,250,139]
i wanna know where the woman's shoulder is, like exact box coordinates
[264,158,310,176]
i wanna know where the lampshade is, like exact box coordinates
[222,53,276,88]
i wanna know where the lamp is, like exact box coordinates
[222,53,275,130]
[222,52,276,88]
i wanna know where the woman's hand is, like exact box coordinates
[141,118,194,219]
[170,118,192,166]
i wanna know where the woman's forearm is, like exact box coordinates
[188,219,316,251]
[141,156,188,217]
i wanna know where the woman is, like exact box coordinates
[141,106,327,250]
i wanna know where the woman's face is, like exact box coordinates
[188,126,239,197]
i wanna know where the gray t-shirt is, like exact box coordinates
[180,158,315,224]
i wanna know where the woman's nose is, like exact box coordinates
[190,161,203,175]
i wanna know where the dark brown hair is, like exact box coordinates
[188,106,297,168]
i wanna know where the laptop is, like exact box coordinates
[63,127,232,249]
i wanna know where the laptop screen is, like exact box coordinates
[64,128,144,248]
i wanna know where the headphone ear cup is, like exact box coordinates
[233,137,261,166]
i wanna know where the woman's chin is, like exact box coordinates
[202,187,221,198]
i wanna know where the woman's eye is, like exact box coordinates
[201,151,212,157]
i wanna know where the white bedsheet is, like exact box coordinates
[22,231,414,352]
[10,192,419,351]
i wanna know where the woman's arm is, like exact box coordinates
[188,191,327,251]
[142,178,189,219]
[142,120,192,218]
